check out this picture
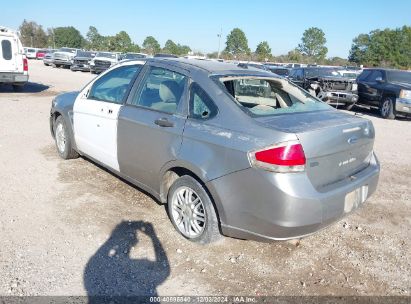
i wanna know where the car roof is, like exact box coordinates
[143,57,276,77]
[363,68,410,72]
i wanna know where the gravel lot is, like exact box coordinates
[0,60,410,298]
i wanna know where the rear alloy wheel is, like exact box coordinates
[380,96,396,119]
[167,175,220,244]
[54,116,79,159]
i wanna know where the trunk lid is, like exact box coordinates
[256,110,374,190]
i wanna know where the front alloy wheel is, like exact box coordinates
[54,116,79,160]
[380,97,395,119]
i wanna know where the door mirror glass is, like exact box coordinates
[375,76,383,83]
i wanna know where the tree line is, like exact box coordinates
[18,20,191,55]
[18,20,411,68]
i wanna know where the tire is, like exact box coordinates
[379,96,396,119]
[53,116,79,159]
[167,175,221,244]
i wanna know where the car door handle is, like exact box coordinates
[154,118,174,127]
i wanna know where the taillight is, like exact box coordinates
[248,141,306,173]
[23,58,28,71]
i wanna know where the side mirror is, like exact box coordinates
[375,77,384,83]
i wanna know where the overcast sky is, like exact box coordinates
[3,0,411,58]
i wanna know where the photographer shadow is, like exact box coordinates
[84,221,170,302]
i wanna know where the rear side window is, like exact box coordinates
[88,65,142,104]
[1,40,12,60]
[129,66,187,114]
[189,83,217,120]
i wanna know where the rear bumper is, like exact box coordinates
[0,72,29,84]
[321,91,359,105]
[207,152,380,241]
[395,98,411,114]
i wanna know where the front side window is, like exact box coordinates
[219,76,331,117]
[189,83,217,120]
[88,65,142,104]
[1,40,12,60]
[129,66,187,114]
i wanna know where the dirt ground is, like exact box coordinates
[0,60,409,298]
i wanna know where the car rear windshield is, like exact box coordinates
[218,76,331,117]
[386,70,411,84]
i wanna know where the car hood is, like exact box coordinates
[54,91,79,108]
[94,57,117,62]
[390,81,411,90]
[308,76,354,83]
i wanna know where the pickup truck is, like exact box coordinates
[90,52,121,74]
[357,68,411,119]
[52,47,78,68]
[0,26,29,91]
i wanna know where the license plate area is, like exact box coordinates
[344,185,368,213]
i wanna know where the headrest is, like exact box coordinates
[159,80,181,103]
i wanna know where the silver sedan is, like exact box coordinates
[49,58,380,243]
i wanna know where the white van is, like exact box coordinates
[1,26,29,91]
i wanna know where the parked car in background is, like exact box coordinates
[90,52,121,74]
[357,68,411,119]
[265,65,291,77]
[238,62,270,71]
[154,53,178,58]
[50,58,379,243]
[24,47,38,59]
[0,26,28,91]
[289,67,358,110]
[53,47,78,68]
[70,51,96,72]
[43,50,56,66]
[120,52,148,61]
[36,49,47,60]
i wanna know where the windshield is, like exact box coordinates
[97,52,117,59]
[387,70,411,84]
[219,76,331,117]
[59,48,76,53]
[306,68,341,78]
[76,51,95,58]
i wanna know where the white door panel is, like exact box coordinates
[73,93,121,171]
